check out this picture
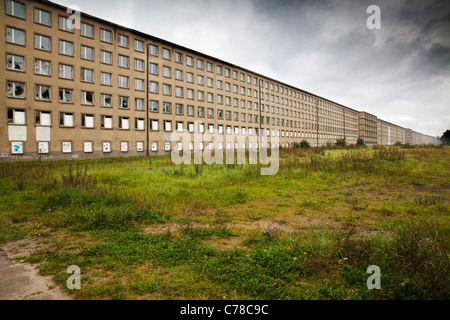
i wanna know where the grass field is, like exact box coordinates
[0,145,448,300]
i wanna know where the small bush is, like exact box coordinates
[300,140,311,149]
[356,138,366,147]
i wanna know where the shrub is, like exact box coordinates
[300,140,311,149]
[356,138,366,147]
[336,138,347,148]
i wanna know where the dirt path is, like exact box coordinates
[0,239,73,300]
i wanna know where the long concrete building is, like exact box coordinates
[0,0,440,162]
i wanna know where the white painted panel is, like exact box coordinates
[41,112,51,126]
[105,117,112,129]
[36,127,50,141]
[64,114,73,127]
[38,141,49,154]
[85,116,94,128]
[14,110,25,125]
[8,126,27,141]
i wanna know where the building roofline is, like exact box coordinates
[42,0,359,110]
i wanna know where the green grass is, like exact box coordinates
[0,146,448,300]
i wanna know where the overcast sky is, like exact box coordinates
[53,0,450,137]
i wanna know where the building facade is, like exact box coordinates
[0,0,441,162]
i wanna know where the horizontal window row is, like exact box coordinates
[14,139,330,156]
[7,108,348,135]
[6,1,145,51]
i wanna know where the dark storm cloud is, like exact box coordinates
[52,0,449,136]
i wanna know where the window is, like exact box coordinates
[59,16,73,32]
[197,59,204,69]
[198,107,205,117]
[100,50,112,64]
[149,63,158,75]
[100,29,112,43]
[84,142,93,153]
[81,114,94,128]
[6,27,24,45]
[197,75,204,85]
[207,93,214,103]
[137,142,144,152]
[149,81,158,93]
[188,122,194,133]
[103,142,111,152]
[59,112,74,127]
[186,55,193,66]
[59,64,73,79]
[35,8,51,26]
[150,142,158,151]
[163,84,171,96]
[207,62,212,72]
[163,66,171,78]
[176,104,183,115]
[101,115,112,129]
[198,91,204,101]
[35,34,51,51]
[150,100,158,112]
[34,59,50,76]
[164,120,172,131]
[175,86,183,98]
[97,94,110,108]
[135,78,144,91]
[216,65,222,75]
[6,81,25,98]
[172,52,182,64]
[175,69,183,81]
[207,78,213,87]
[6,1,25,19]
[187,88,194,99]
[176,121,183,132]
[7,108,25,124]
[62,142,72,153]
[163,102,171,114]
[118,55,129,68]
[119,117,129,130]
[7,54,24,71]
[59,88,73,103]
[81,68,93,82]
[35,85,50,101]
[38,142,49,154]
[81,91,94,105]
[198,123,205,133]
[135,39,144,52]
[187,72,193,83]
[81,46,94,60]
[135,59,144,71]
[162,48,171,60]
[207,108,214,118]
[135,118,145,130]
[80,23,94,38]
[135,98,144,110]
[118,75,129,88]
[119,96,129,109]
[187,105,194,116]
[149,44,158,56]
[217,109,223,119]
[118,34,128,48]
[59,40,73,56]
[100,72,111,85]
[149,119,158,131]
